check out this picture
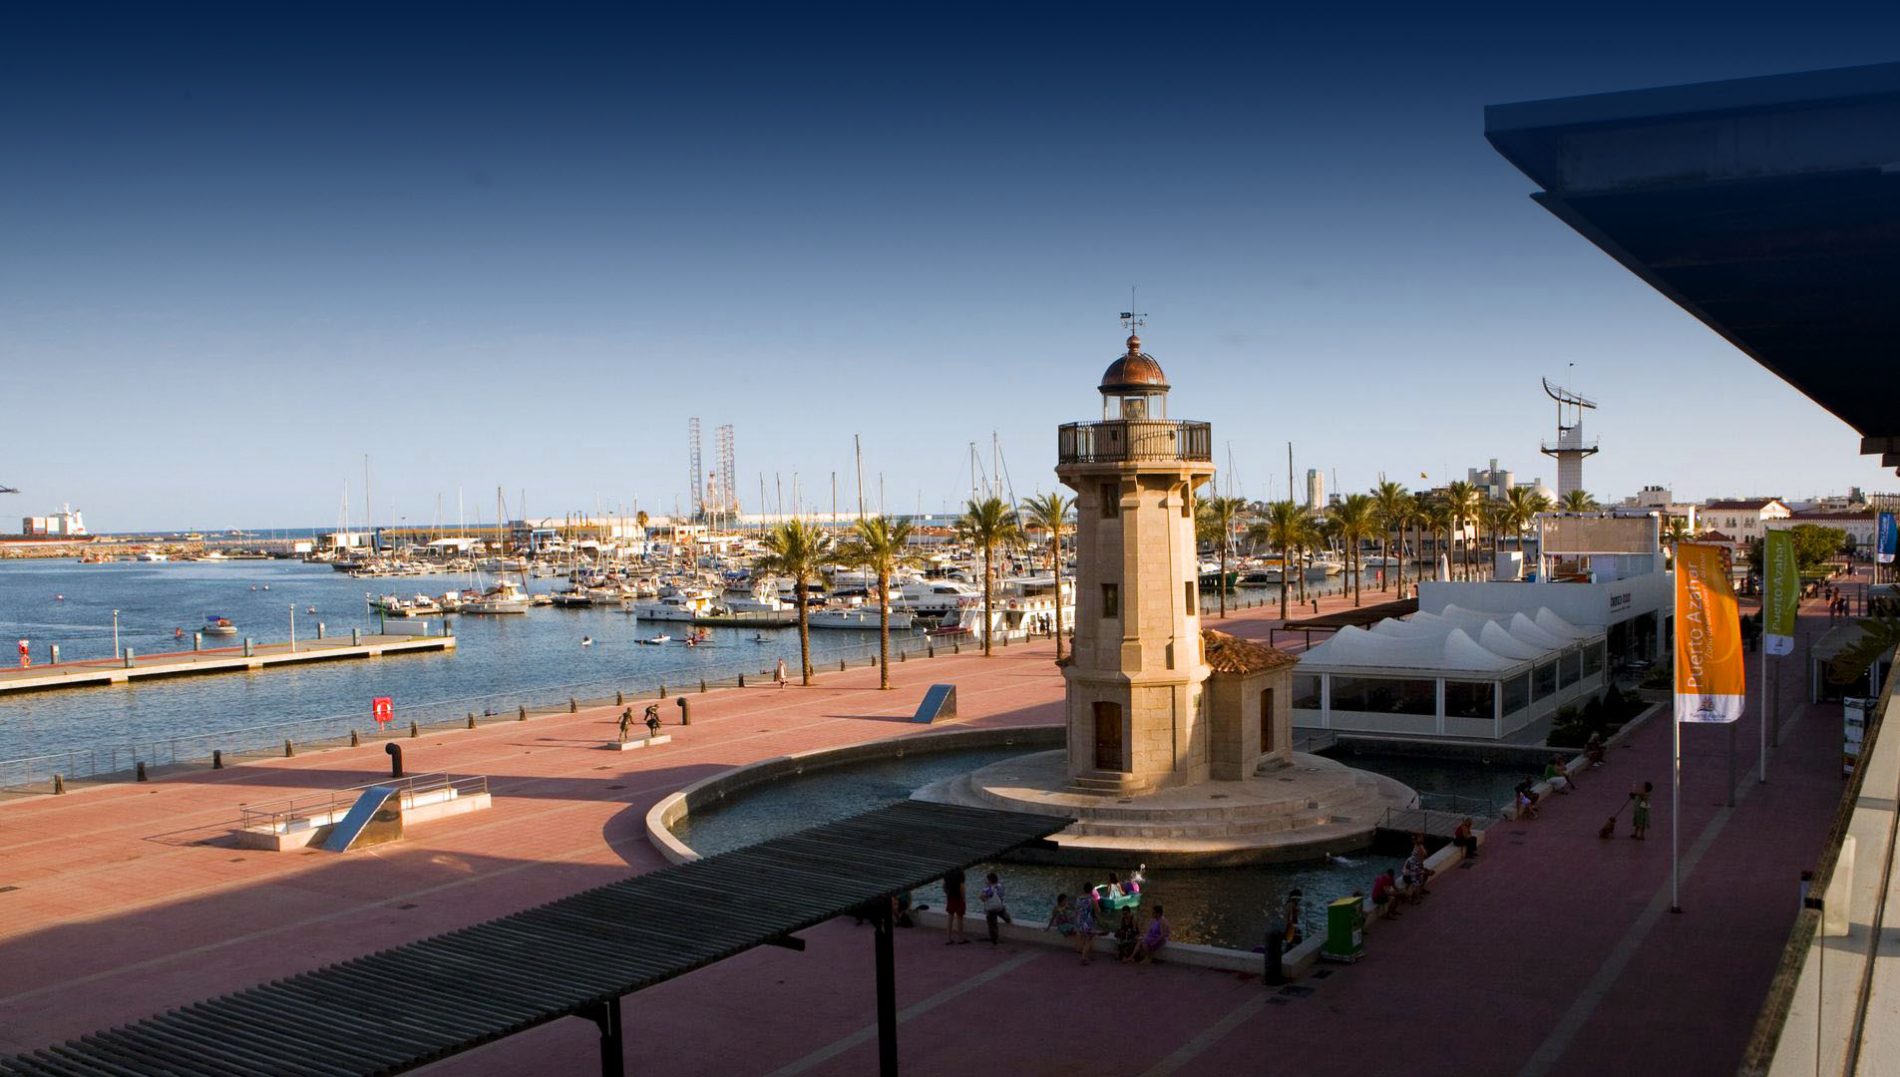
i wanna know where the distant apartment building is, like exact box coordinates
[1699,498,1792,542]
[1466,459,1555,503]
[1305,469,1325,511]
[20,506,85,537]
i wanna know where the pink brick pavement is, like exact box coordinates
[0,584,1849,1075]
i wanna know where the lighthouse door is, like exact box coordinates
[1092,701,1124,771]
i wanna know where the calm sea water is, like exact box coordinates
[0,559,903,781]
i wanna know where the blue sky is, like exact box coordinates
[4,7,1897,531]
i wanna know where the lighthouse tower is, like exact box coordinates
[1055,332,1216,792]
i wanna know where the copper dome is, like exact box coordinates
[1099,334,1170,394]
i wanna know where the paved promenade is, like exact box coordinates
[0,585,1847,1075]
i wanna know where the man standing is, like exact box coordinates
[942,868,969,945]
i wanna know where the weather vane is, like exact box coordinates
[1119,286,1146,333]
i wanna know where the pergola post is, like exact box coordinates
[592,996,625,1077]
[872,898,899,1076]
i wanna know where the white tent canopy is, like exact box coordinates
[1303,604,1598,674]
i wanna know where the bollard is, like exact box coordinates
[352,627,361,645]
[569,697,578,713]
[284,739,295,757]
[350,729,360,747]
[659,684,667,699]
[52,774,65,795]
[869,655,877,667]
[409,720,419,738]
[194,632,202,651]
[386,742,404,778]
[467,713,477,729]
[212,749,223,769]
[677,697,691,725]
[616,690,624,706]
[928,641,934,658]
[839,659,846,672]
[48,643,58,664]
[136,761,148,782]
[700,679,707,694]
[738,673,746,688]
[899,651,906,662]
[519,704,527,721]
[954,640,961,654]
[317,622,325,639]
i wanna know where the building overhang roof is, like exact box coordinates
[1485,62,1900,473]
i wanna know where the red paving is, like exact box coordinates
[0,584,1849,1075]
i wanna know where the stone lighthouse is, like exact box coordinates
[1056,332,1216,793]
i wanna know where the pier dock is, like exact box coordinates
[0,633,455,695]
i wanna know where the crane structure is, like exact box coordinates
[1539,377,1599,499]
[687,417,704,521]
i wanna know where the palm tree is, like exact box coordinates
[1478,498,1509,581]
[1371,481,1411,595]
[957,496,1021,656]
[1197,493,1248,618]
[837,515,915,689]
[1444,480,1479,581]
[1330,493,1378,607]
[1660,515,1692,567]
[1019,491,1074,659]
[1249,500,1307,621]
[757,518,832,685]
[1560,489,1599,512]
[1502,486,1551,574]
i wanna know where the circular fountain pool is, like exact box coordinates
[661,732,1405,949]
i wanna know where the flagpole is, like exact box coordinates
[1759,633,1768,783]
[1671,695,1682,913]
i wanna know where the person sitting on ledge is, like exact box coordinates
[1114,908,1140,961]
[1544,755,1578,793]
[1045,893,1076,937]
[1126,904,1170,964]
[1452,817,1479,860]
[1401,844,1433,902]
[1371,870,1401,919]
[1514,780,1541,820]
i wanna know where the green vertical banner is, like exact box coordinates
[1763,529,1798,656]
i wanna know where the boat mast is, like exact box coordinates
[855,434,866,520]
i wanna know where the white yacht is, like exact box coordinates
[625,592,716,621]
[807,607,917,630]
[462,580,531,615]
[934,575,1073,641]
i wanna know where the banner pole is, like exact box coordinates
[1671,697,1682,913]
[1759,637,1768,783]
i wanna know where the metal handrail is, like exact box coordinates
[238,772,486,834]
[1056,420,1213,464]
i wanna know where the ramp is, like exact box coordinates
[321,785,401,852]
[913,684,957,724]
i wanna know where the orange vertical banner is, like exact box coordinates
[1674,543,1745,723]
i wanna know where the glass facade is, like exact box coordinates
[1583,641,1605,679]
[1292,674,1322,710]
[1330,676,1436,716]
[1534,661,1557,699]
[1444,681,1496,720]
[1560,648,1581,689]
[1502,673,1531,716]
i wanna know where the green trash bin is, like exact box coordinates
[1322,895,1365,963]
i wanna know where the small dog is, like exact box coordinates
[1598,816,1617,840]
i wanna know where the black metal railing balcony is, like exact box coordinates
[1057,420,1213,464]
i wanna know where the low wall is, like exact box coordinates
[643,724,1067,866]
